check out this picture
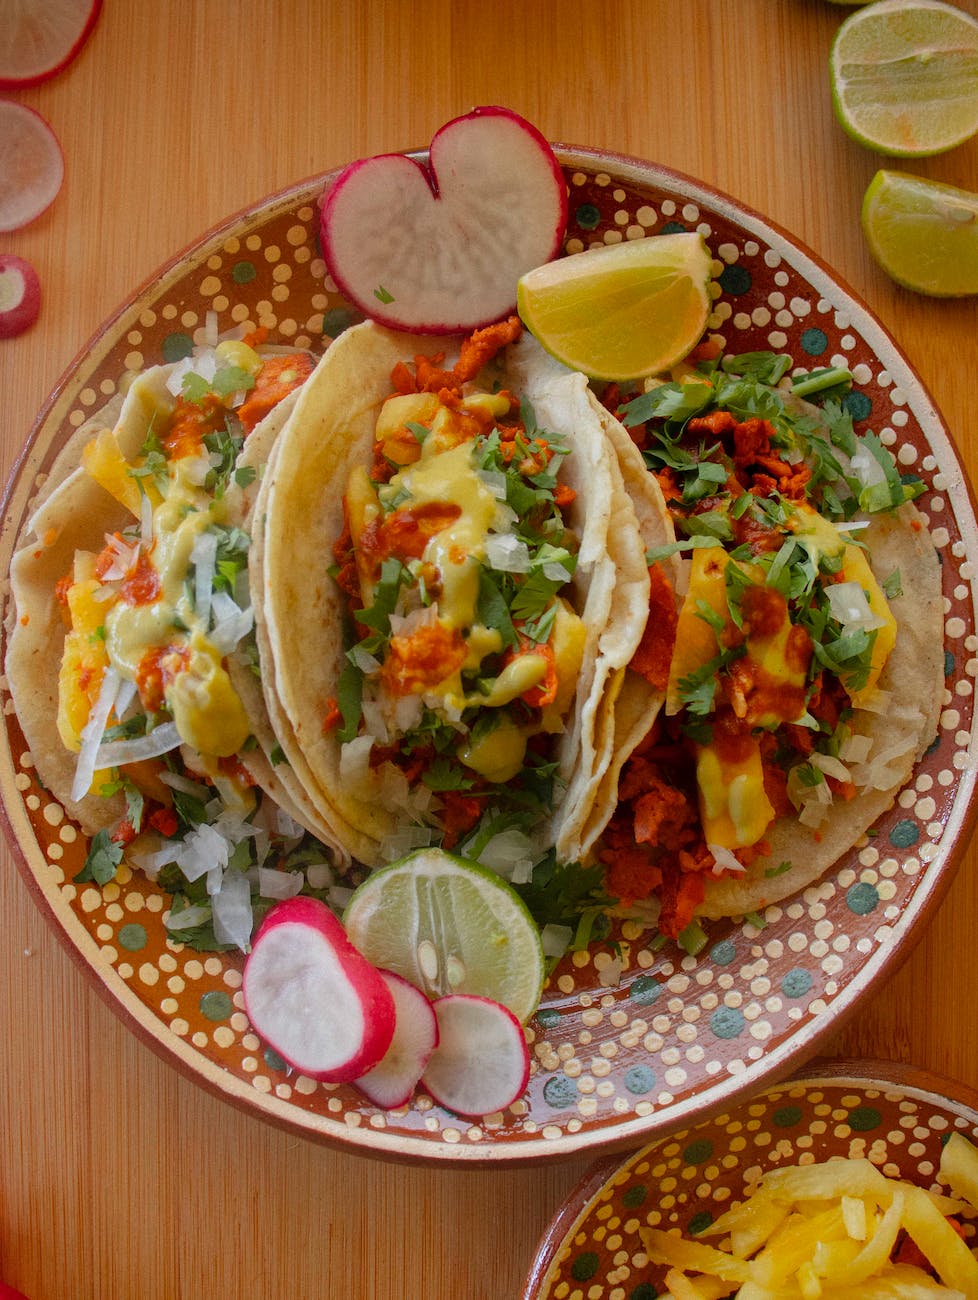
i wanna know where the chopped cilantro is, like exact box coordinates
[374,286,395,304]
[75,828,124,885]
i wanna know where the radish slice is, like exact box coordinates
[320,106,568,333]
[242,896,395,1082]
[0,254,41,338]
[0,102,64,232]
[421,994,531,1118]
[355,970,439,1109]
[0,0,102,89]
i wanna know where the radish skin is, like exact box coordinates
[320,106,567,333]
[0,103,65,233]
[0,0,103,89]
[421,994,531,1118]
[243,897,395,1083]
[355,970,439,1109]
[0,255,41,339]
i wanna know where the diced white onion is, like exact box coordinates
[477,828,537,880]
[158,770,211,796]
[839,733,873,764]
[94,720,182,770]
[71,667,123,801]
[98,533,139,582]
[709,843,747,876]
[389,603,437,636]
[165,904,212,931]
[114,679,138,719]
[598,955,624,988]
[849,446,886,489]
[257,867,304,900]
[209,590,254,654]
[305,861,334,890]
[809,752,852,782]
[380,824,435,861]
[211,870,254,951]
[477,469,508,499]
[826,581,885,633]
[541,923,573,959]
[543,561,572,582]
[204,310,219,349]
[486,533,531,573]
[191,530,218,625]
[177,820,232,884]
[349,644,382,674]
[340,736,377,794]
[327,884,354,910]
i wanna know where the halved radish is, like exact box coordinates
[0,103,64,233]
[320,106,568,333]
[0,1284,30,1300]
[0,254,41,338]
[355,970,439,1109]
[0,0,102,89]
[421,994,531,1118]
[242,896,395,1082]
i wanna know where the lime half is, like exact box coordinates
[342,849,545,1024]
[516,231,713,382]
[830,0,978,157]
[862,169,978,295]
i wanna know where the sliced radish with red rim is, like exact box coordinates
[355,970,439,1109]
[0,0,103,89]
[0,254,41,338]
[242,896,395,1082]
[320,106,568,333]
[421,994,531,1118]
[0,102,64,232]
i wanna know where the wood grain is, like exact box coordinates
[1,2,977,1297]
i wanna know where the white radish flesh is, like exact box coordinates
[421,994,531,1118]
[0,255,41,339]
[243,896,395,1082]
[0,103,64,232]
[355,970,439,1109]
[320,106,568,333]
[0,0,102,88]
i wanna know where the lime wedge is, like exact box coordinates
[862,169,978,295]
[516,232,713,382]
[342,849,545,1024]
[830,0,978,157]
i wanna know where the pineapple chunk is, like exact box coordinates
[56,575,111,752]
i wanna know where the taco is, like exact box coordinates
[593,355,944,941]
[251,318,669,870]
[4,337,352,948]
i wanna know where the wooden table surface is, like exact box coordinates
[2,2,977,1297]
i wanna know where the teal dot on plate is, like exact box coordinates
[199,990,233,1022]
[322,307,357,337]
[660,220,687,234]
[846,881,880,915]
[161,332,194,362]
[945,650,955,677]
[710,1006,745,1039]
[630,1284,658,1300]
[782,967,813,998]
[117,923,147,952]
[889,819,919,849]
[773,1105,803,1128]
[688,1210,714,1234]
[683,1138,714,1166]
[264,1046,287,1072]
[843,391,873,422]
[800,327,828,356]
[571,1252,599,1282]
[622,1183,648,1210]
[630,974,662,1006]
[575,203,601,230]
[848,1105,882,1132]
[543,1076,578,1109]
[710,938,736,965]
[231,260,257,284]
[719,264,751,296]
[624,1065,656,1096]
[536,1007,560,1030]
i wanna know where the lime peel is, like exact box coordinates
[516,232,713,382]
[830,0,978,158]
[342,848,546,1024]
[862,169,978,296]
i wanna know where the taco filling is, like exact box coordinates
[596,353,942,944]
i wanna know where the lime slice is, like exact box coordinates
[342,849,545,1024]
[862,169,978,295]
[516,231,713,382]
[830,0,978,157]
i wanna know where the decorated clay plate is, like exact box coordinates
[1,146,976,1163]
[522,1058,978,1297]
